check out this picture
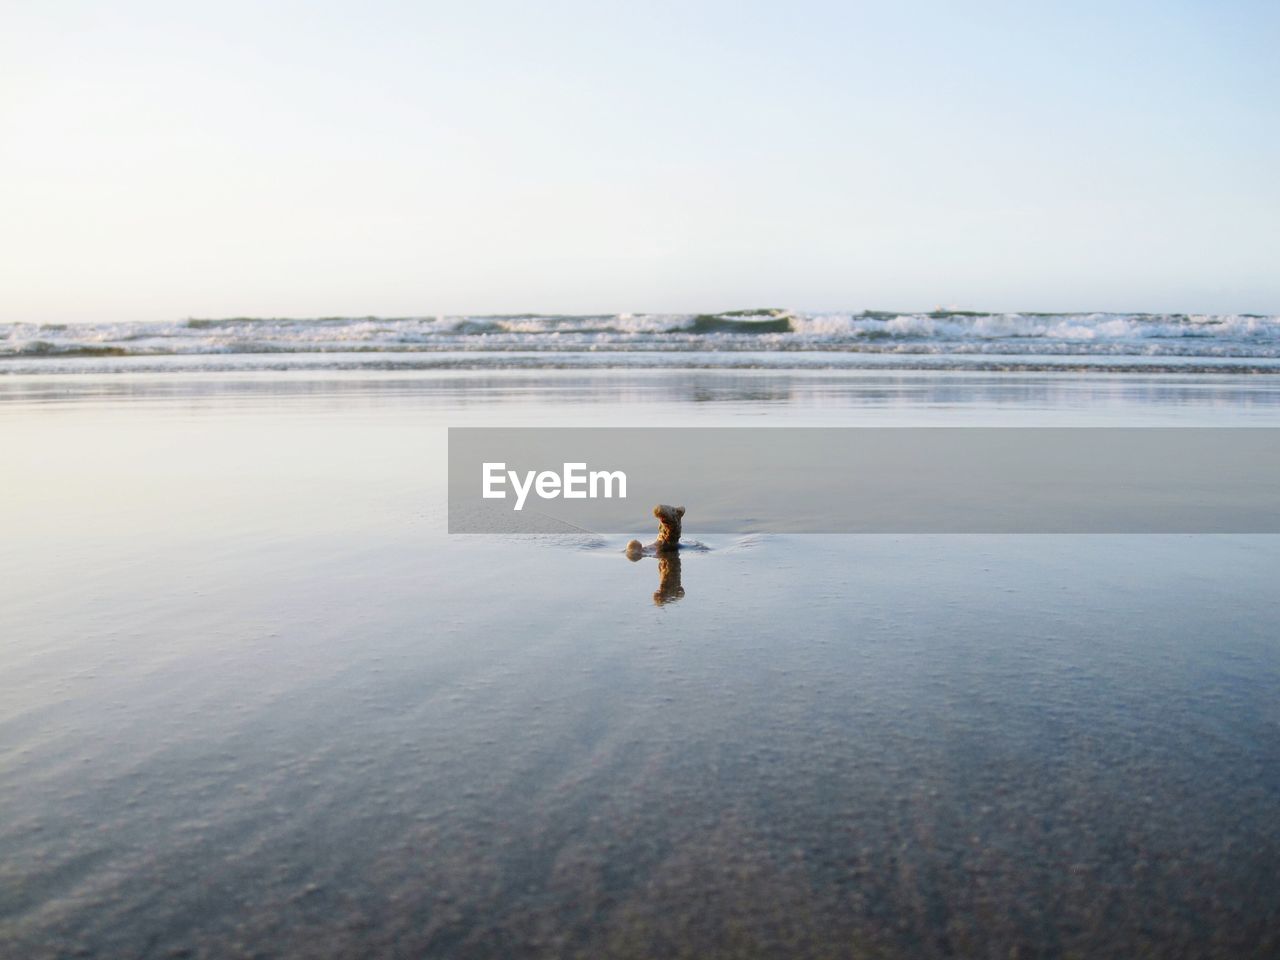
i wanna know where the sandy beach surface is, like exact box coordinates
[2,369,1278,958]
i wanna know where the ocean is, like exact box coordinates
[5,310,1280,373]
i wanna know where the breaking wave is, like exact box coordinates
[4,310,1280,371]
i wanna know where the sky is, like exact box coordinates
[2,0,1277,323]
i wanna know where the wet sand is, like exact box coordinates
[2,370,1278,958]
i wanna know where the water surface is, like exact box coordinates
[2,370,1278,958]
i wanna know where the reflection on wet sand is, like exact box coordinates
[626,550,687,605]
[652,554,684,605]
[5,369,1280,424]
[5,370,1280,959]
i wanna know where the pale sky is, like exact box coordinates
[2,0,1277,323]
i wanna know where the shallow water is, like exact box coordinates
[2,370,1278,958]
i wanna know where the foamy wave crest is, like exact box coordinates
[4,310,1280,369]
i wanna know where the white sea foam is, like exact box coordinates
[4,311,1280,370]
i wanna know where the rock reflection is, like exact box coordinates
[652,554,685,606]
[626,550,687,605]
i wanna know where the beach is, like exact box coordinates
[2,366,1278,958]
[9,0,1279,950]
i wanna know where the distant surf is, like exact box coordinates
[5,309,1280,373]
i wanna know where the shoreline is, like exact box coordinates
[5,348,1280,376]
